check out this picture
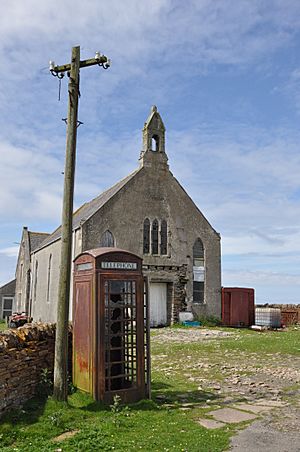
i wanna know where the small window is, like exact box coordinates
[2,297,13,319]
[151,219,159,254]
[100,230,115,247]
[160,220,168,255]
[143,219,150,254]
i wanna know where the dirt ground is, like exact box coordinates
[152,328,300,451]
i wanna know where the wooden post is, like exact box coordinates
[53,46,80,401]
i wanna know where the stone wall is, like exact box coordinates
[0,323,71,418]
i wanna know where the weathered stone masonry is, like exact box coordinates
[0,324,71,418]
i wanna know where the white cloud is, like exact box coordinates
[0,246,19,258]
[223,269,300,286]
[0,140,63,222]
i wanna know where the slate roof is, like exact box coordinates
[36,169,140,251]
[0,279,16,294]
[28,231,50,252]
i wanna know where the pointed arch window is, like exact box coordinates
[33,260,38,302]
[143,219,150,254]
[193,238,205,303]
[151,135,159,152]
[47,254,52,303]
[100,230,115,247]
[151,219,159,254]
[160,220,168,255]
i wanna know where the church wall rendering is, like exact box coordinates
[17,106,221,324]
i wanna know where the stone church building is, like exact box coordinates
[15,106,221,326]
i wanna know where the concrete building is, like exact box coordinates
[0,279,16,320]
[15,227,49,314]
[16,106,222,325]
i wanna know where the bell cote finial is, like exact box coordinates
[139,106,168,169]
[142,105,166,154]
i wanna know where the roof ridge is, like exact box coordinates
[28,231,50,236]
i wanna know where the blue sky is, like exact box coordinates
[0,0,300,303]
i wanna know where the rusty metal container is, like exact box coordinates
[222,287,255,327]
[73,247,150,404]
[280,309,300,326]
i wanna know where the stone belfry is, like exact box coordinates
[139,106,169,169]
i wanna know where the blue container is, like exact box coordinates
[182,320,201,327]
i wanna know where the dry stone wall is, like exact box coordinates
[0,323,71,418]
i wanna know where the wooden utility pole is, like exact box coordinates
[50,46,110,401]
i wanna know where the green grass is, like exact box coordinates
[0,392,230,451]
[0,327,299,451]
[0,320,8,332]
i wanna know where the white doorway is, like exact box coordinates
[149,283,167,327]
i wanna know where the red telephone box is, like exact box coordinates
[73,248,150,403]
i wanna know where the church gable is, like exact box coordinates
[27,106,221,325]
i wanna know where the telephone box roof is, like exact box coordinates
[74,247,142,260]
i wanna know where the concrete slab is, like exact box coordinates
[255,399,287,407]
[208,408,257,424]
[233,403,273,414]
[197,418,225,429]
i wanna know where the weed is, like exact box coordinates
[37,368,53,397]
[109,395,131,427]
[48,409,66,429]
[0,320,7,332]
[110,394,121,413]
[196,315,222,327]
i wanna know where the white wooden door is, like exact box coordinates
[149,283,167,327]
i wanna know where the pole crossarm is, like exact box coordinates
[51,55,110,74]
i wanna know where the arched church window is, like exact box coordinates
[160,220,168,255]
[193,238,205,303]
[34,260,38,302]
[47,254,52,303]
[151,219,159,254]
[143,219,150,254]
[151,135,159,152]
[100,230,115,247]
